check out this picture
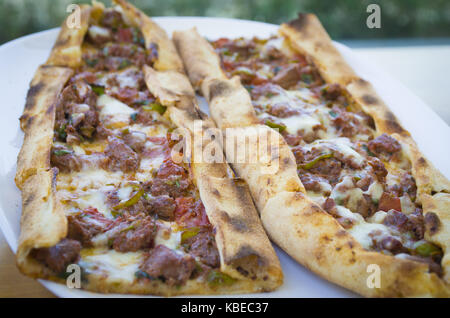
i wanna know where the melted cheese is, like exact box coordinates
[98,94,135,128]
[117,186,133,201]
[116,69,139,88]
[138,157,164,174]
[72,145,86,155]
[88,25,110,39]
[287,88,320,104]
[75,190,110,217]
[58,169,124,191]
[154,226,181,250]
[332,138,365,166]
[368,211,387,224]
[331,176,364,212]
[335,205,364,223]
[400,195,415,215]
[128,122,168,138]
[364,181,383,203]
[281,114,321,135]
[81,249,143,283]
[348,222,390,250]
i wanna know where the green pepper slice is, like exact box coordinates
[90,84,105,96]
[118,59,131,70]
[207,270,236,287]
[57,123,67,139]
[53,149,73,156]
[181,227,201,244]
[143,103,167,115]
[413,241,441,257]
[265,119,286,132]
[231,66,254,77]
[112,184,144,211]
[298,152,333,170]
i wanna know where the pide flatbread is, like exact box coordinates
[173,15,450,297]
[15,0,282,296]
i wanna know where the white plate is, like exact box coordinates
[0,17,449,298]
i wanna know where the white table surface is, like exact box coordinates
[352,45,450,125]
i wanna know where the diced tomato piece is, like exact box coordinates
[81,207,113,228]
[378,192,402,212]
[174,197,210,228]
[212,38,230,48]
[111,87,139,105]
[117,28,134,43]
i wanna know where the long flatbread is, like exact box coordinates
[15,0,282,295]
[173,18,450,297]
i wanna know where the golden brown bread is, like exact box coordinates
[15,0,283,295]
[174,16,450,297]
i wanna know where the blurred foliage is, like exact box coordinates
[1,0,449,44]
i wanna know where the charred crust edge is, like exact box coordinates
[25,83,44,110]
[424,212,440,235]
[384,111,406,134]
[286,13,311,31]
[208,80,231,100]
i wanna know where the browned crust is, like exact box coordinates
[222,124,304,212]
[173,28,227,89]
[279,13,358,86]
[16,1,282,296]
[143,65,283,292]
[15,65,73,188]
[80,274,276,296]
[46,5,91,68]
[275,15,450,296]
[202,76,260,129]
[346,78,411,137]
[16,168,68,278]
[261,191,449,297]
[283,14,450,287]
[113,0,184,72]
[174,23,450,296]
[143,65,195,107]
[197,176,283,288]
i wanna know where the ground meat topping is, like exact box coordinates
[267,103,301,118]
[104,136,139,172]
[150,158,191,198]
[51,145,82,173]
[300,173,330,193]
[383,209,425,239]
[31,239,81,273]
[272,63,302,89]
[54,81,99,143]
[121,130,147,152]
[375,236,406,254]
[111,215,157,252]
[367,157,388,181]
[182,230,220,268]
[368,133,402,157]
[320,83,341,100]
[67,209,111,246]
[139,245,196,286]
[378,192,402,212]
[147,195,176,220]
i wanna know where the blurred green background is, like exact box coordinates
[1,0,449,45]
